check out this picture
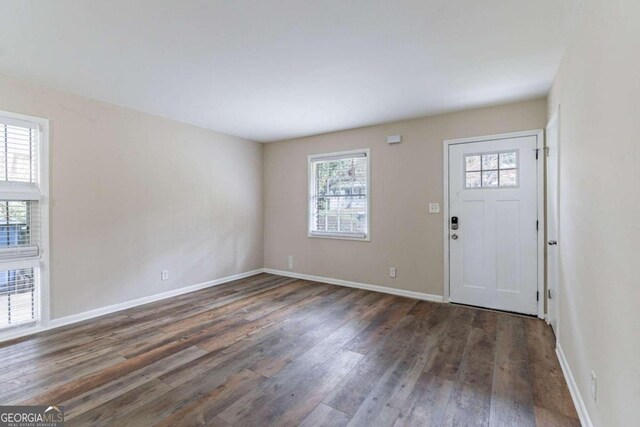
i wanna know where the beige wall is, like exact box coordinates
[264,99,547,296]
[548,0,640,425]
[0,74,263,319]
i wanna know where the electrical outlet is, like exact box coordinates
[591,371,597,401]
[429,203,440,214]
[161,270,169,281]
[288,255,294,270]
[389,267,396,278]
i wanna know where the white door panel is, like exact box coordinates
[462,200,485,288]
[496,200,521,292]
[449,136,539,315]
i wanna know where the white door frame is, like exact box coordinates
[443,129,545,319]
[546,108,560,334]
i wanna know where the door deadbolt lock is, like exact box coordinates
[451,216,459,230]
[451,233,459,240]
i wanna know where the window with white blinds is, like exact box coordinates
[0,113,47,333]
[0,267,36,329]
[308,149,370,240]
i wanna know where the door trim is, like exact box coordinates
[546,107,560,334]
[443,129,545,318]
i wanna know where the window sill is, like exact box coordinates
[308,232,370,242]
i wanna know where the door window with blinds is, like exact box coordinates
[308,149,370,240]
[0,112,48,335]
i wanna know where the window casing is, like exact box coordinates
[0,112,48,336]
[465,150,519,189]
[308,149,370,240]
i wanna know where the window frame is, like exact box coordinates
[0,110,50,340]
[307,148,371,241]
[464,149,520,189]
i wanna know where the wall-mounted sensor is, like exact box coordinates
[387,135,402,144]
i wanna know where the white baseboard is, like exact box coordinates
[556,343,594,427]
[0,269,263,343]
[263,268,444,303]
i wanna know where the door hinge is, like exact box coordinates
[548,289,552,299]
[536,291,539,301]
[535,147,549,159]
[536,220,539,231]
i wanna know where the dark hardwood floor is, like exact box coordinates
[0,273,579,426]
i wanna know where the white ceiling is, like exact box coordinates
[0,0,579,142]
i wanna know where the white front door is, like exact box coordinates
[448,135,539,315]
[546,113,560,333]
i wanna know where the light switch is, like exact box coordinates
[429,203,440,214]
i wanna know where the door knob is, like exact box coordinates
[547,240,557,246]
[451,234,459,240]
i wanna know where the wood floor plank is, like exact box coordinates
[0,313,130,351]
[155,288,369,388]
[394,373,454,427]
[20,317,253,404]
[158,277,305,334]
[534,405,582,427]
[118,369,264,426]
[393,304,457,427]
[324,307,433,416]
[489,315,536,427]
[62,345,207,420]
[440,315,497,427]
[525,318,579,420]
[347,334,438,426]
[300,403,351,427]
[195,291,336,353]
[66,379,173,427]
[342,296,417,355]
[119,280,329,361]
[154,380,260,427]
[424,306,475,380]
[0,274,578,426]
[218,349,362,426]
[3,347,127,404]
[346,302,450,426]
[245,293,384,377]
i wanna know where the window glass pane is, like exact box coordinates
[466,172,481,188]
[310,153,368,237]
[482,154,498,170]
[482,171,498,187]
[499,169,518,187]
[1,124,36,183]
[0,201,38,248]
[0,267,36,328]
[499,152,517,169]
[465,155,481,171]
